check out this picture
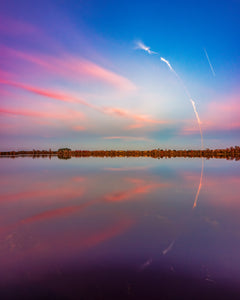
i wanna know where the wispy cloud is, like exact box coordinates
[0,78,92,106]
[2,46,137,92]
[0,78,163,128]
[0,106,86,133]
[103,136,150,141]
[72,125,86,131]
[102,107,166,128]
[0,107,85,120]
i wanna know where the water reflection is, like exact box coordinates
[0,157,240,298]
[193,157,204,209]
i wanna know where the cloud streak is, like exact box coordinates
[105,177,168,203]
[0,78,164,129]
[0,107,85,121]
[103,136,150,141]
[3,46,137,92]
[203,48,215,77]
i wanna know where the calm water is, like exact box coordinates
[0,157,240,299]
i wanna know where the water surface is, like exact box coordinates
[0,157,240,299]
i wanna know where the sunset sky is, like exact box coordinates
[0,0,239,150]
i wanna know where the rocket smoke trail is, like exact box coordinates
[203,48,215,77]
[135,41,158,55]
[160,57,174,73]
[136,41,204,209]
[190,99,204,150]
[135,41,204,149]
[160,57,204,149]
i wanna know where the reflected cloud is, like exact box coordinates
[105,177,168,203]
[20,202,93,225]
[104,166,148,172]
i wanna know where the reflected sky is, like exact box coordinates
[0,157,240,295]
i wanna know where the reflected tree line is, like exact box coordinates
[1,146,240,160]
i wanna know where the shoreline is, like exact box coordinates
[0,146,239,160]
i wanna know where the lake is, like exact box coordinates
[0,157,240,299]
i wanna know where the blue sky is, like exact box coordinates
[0,0,239,150]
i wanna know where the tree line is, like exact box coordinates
[0,146,240,160]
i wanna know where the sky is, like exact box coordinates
[0,0,239,150]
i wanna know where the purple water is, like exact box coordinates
[0,157,240,299]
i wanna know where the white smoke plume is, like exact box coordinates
[160,57,174,72]
[160,57,204,149]
[190,99,204,149]
[136,40,204,149]
[135,41,158,55]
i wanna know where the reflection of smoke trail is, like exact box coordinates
[162,240,175,255]
[203,48,215,77]
[193,157,204,209]
[139,258,153,271]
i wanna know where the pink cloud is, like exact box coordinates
[72,176,85,182]
[2,46,136,92]
[72,125,86,131]
[126,123,145,129]
[103,136,150,141]
[103,106,166,128]
[0,70,164,129]
[0,107,85,127]
[0,78,158,127]
[0,78,92,106]
[181,93,240,135]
